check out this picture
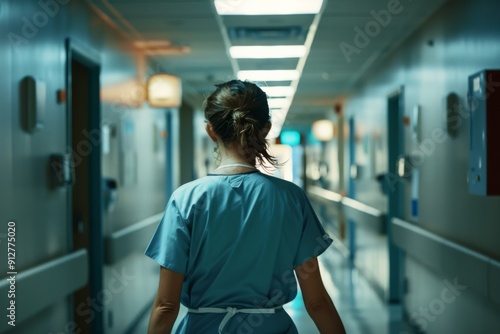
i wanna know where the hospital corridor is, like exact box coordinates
[1,0,500,333]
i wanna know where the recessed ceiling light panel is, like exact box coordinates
[268,98,292,109]
[230,45,307,59]
[238,70,300,81]
[215,0,324,15]
[261,86,296,97]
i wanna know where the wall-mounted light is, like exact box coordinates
[146,74,182,108]
[312,119,334,141]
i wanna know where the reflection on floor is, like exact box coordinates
[133,246,416,333]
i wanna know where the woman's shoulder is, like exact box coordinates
[252,172,307,196]
[171,176,217,198]
[170,172,307,204]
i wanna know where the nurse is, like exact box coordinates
[145,80,346,334]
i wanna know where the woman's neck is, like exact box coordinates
[214,145,256,173]
[217,145,254,167]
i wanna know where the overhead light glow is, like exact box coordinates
[230,45,307,59]
[214,0,323,15]
[271,108,287,123]
[312,119,334,141]
[238,70,300,81]
[147,74,182,108]
[268,98,291,109]
[267,108,288,139]
[267,120,286,139]
[270,108,285,115]
[261,86,295,97]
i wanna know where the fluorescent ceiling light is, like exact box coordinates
[267,119,286,138]
[215,0,323,15]
[261,86,295,97]
[267,109,288,139]
[230,45,307,59]
[270,109,287,121]
[238,70,300,81]
[268,98,291,109]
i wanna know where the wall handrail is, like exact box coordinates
[307,186,386,234]
[0,249,88,332]
[105,212,164,265]
[341,197,384,218]
[342,197,386,234]
[307,185,343,203]
[392,218,500,308]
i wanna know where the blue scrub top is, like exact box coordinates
[145,171,332,333]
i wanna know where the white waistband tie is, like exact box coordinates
[188,306,281,334]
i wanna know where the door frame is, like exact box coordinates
[65,37,103,332]
[387,86,405,303]
[347,116,357,263]
[165,110,174,198]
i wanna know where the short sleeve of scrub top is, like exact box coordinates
[293,192,333,267]
[144,198,190,275]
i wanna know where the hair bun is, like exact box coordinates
[203,79,278,168]
[232,110,246,125]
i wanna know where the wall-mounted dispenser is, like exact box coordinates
[102,178,118,213]
[468,70,500,196]
[446,93,461,137]
[20,76,46,133]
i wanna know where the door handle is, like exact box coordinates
[74,214,84,234]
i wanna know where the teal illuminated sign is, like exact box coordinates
[280,130,301,146]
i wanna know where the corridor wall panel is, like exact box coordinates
[0,0,169,332]
[344,0,500,332]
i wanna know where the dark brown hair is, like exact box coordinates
[203,80,278,167]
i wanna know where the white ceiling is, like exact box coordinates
[90,0,448,126]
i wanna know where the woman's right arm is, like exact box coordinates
[148,266,184,334]
[295,257,346,334]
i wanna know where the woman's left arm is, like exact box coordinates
[148,266,185,334]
